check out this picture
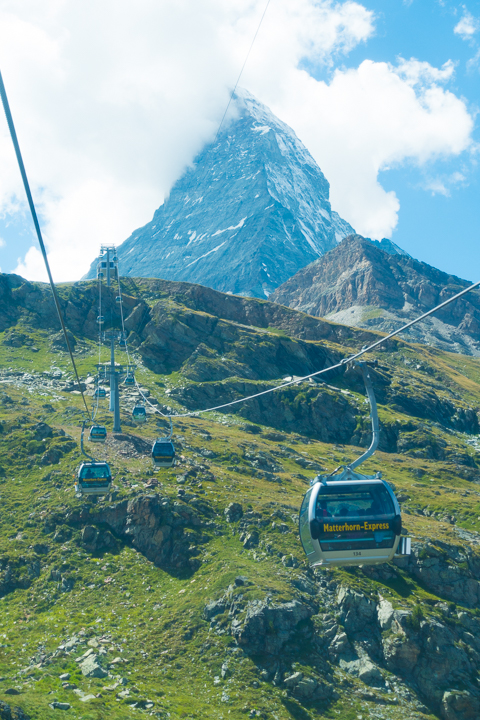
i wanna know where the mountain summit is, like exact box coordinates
[85,90,353,297]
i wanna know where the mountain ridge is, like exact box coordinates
[271,234,480,356]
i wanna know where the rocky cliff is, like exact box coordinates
[271,235,480,356]
[84,90,354,298]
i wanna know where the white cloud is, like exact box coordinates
[255,57,474,238]
[454,10,480,40]
[0,237,5,248]
[422,169,467,197]
[0,0,474,278]
[0,0,374,280]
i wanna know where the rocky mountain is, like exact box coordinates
[2,271,480,719]
[84,90,354,298]
[271,234,480,356]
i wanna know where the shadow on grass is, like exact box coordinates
[378,573,414,599]
[346,565,415,599]
[281,697,314,720]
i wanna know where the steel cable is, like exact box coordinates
[0,69,90,418]
[165,278,480,418]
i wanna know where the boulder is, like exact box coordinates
[40,448,62,466]
[33,422,53,441]
[283,672,303,688]
[357,658,384,686]
[329,632,350,655]
[81,526,118,553]
[204,599,227,621]
[79,654,108,678]
[377,598,395,630]
[283,672,333,702]
[442,690,480,720]
[225,503,243,523]
[337,586,376,625]
[242,531,259,549]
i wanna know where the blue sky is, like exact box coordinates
[342,0,480,280]
[0,0,478,283]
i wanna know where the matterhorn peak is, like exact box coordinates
[85,90,354,297]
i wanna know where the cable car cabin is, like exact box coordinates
[132,405,147,423]
[152,439,175,469]
[76,461,112,496]
[88,425,107,443]
[97,260,118,280]
[299,469,409,568]
[124,375,135,387]
[94,387,107,398]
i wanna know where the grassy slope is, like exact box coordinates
[0,289,480,719]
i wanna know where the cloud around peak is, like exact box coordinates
[0,0,475,280]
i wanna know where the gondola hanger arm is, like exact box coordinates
[349,362,380,472]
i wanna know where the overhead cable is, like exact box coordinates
[111,247,478,422]
[167,278,480,418]
[0,69,90,418]
[91,271,103,421]
[211,0,272,148]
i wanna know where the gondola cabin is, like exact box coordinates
[152,439,175,469]
[76,461,112,496]
[124,375,135,387]
[94,387,107,398]
[132,405,147,423]
[97,260,118,281]
[89,425,107,443]
[299,469,410,567]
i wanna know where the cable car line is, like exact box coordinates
[91,273,104,422]
[113,265,174,466]
[0,69,90,418]
[211,0,272,150]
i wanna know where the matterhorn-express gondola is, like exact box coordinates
[152,438,175,469]
[299,362,411,568]
[75,461,112,496]
[132,404,147,423]
[88,424,107,443]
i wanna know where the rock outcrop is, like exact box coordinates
[67,493,209,573]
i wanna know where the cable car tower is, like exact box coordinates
[95,246,130,433]
[97,245,118,287]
